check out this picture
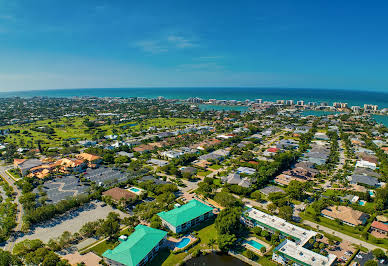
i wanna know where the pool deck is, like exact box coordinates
[167,235,197,252]
[243,237,271,255]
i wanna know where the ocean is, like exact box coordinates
[0,87,387,109]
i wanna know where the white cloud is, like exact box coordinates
[134,40,168,54]
[167,35,196,48]
[134,34,197,54]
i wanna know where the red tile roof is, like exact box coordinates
[371,221,388,232]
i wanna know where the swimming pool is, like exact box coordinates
[359,200,366,206]
[369,191,374,196]
[129,187,140,192]
[175,237,191,249]
[245,239,264,250]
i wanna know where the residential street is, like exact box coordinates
[303,220,386,252]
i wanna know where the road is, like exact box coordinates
[303,220,386,252]
[0,165,24,252]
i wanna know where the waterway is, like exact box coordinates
[372,115,388,127]
[184,253,248,266]
[300,110,341,117]
[198,104,248,112]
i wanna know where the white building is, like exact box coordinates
[356,160,377,170]
[273,240,336,266]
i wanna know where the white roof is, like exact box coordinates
[275,240,336,266]
[246,208,316,245]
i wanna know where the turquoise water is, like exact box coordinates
[175,237,190,248]
[301,110,341,117]
[359,200,366,206]
[129,187,140,192]
[1,88,387,108]
[245,239,264,250]
[198,104,248,112]
[372,115,388,127]
[369,191,374,196]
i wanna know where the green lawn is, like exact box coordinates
[198,170,212,177]
[209,164,222,170]
[213,178,221,186]
[89,240,117,256]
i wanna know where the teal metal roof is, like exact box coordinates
[157,199,213,228]
[102,224,167,266]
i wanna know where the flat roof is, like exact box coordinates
[245,208,316,245]
[157,199,213,227]
[275,240,336,266]
[102,225,167,266]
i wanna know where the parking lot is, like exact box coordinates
[83,167,131,185]
[6,201,129,247]
[34,175,88,204]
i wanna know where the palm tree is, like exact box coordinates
[208,238,216,252]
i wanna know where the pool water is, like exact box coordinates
[245,239,264,250]
[359,200,366,206]
[176,237,191,249]
[368,191,374,196]
[130,187,140,192]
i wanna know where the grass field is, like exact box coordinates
[1,117,199,148]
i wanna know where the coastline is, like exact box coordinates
[0,87,387,109]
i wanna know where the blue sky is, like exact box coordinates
[0,0,387,91]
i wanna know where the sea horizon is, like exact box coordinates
[0,87,387,108]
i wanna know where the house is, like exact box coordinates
[236,166,256,175]
[314,132,329,140]
[321,206,368,227]
[161,150,184,159]
[138,175,170,185]
[180,166,198,175]
[77,153,102,167]
[347,174,380,187]
[221,172,252,188]
[339,195,359,204]
[356,160,377,170]
[59,158,87,172]
[276,139,299,150]
[274,174,307,186]
[259,186,285,196]
[192,159,211,169]
[78,140,97,147]
[147,159,169,167]
[14,159,43,176]
[102,187,137,202]
[198,149,229,162]
[263,147,279,157]
[133,144,155,153]
[118,151,134,158]
[369,221,388,237]
[103,225,167,266]
[157,199,213,233]
[357,153,379,164]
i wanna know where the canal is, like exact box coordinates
[184,253,249,265]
